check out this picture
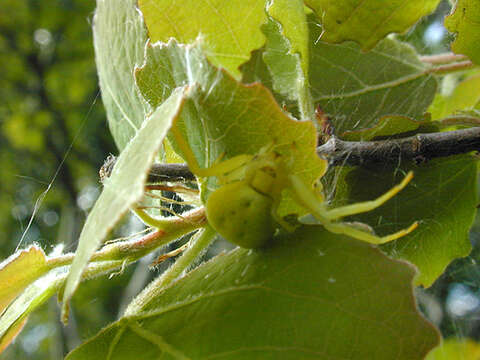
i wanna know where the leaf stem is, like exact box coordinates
[46,208,206,270]
[427,60,475,74]
[420,53,468,64]
[124,225,216,315]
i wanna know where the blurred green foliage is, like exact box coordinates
[0,0,116,255]
[0,0,120,358]
[1,0,480,358]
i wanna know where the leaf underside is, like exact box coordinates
[61,89,186,318]
[67,226,439,360]
[94,0,150,150]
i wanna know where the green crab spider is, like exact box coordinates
[167,125,418,248]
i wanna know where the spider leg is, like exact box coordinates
[289,172,413,221]
[288,172,418,244]
[321,172,413,220]
[324,221,418,245]
[171,123,252,178]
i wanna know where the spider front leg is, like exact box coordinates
[323,221,418,245]
[289,172,418,245]
[170,123,252,178]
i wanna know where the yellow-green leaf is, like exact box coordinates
[306,0,441,50]
[429,73,480,119]
[264,1,313,118]
[0,246,48,315]
[138,0,268,78]
[426,338,480,360]
[445,0,480,65]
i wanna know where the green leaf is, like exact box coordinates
[135,41,210,110]
[0,267,67,350]
[93,0,150,150]
[136,41,326,216]
[0,246,49,315]
[426,338,480,360]
[66,226,439,360]
[445,0,480,65]
[61,89,186,319]
[264,1,313,119]
[334,155,477,287]
[0,246,51,352]
[267,0,308,74]
[262,19,303,102]
[429,73,480,119]
[305,0,441,50]
[0,260,124,353]
[138,0,268,78]
[308,25,437,134]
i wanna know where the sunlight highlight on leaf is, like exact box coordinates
[138,0,268,78]
[0,246,49,315]
[429,73,480,119]
[306,0,441,50]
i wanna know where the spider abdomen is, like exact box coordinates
[206,180,275,248]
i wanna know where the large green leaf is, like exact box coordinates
[308,21,437,134]
[136,41,326,216]
[61,89,186,319]
[93,0,150,150]
[138,0,268,78]
[310,46,436,133]
[66,226,439,359]
[445,0,480,65]
[334,155,477,287]
[305,0,441,50]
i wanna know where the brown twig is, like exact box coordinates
[318,127,480,166]
[100,156,196,183]
[100,127,480,181]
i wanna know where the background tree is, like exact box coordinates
[1,0,480,358]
